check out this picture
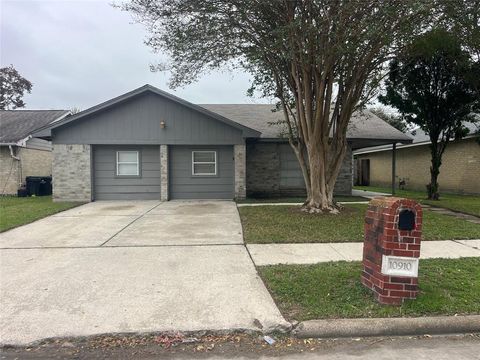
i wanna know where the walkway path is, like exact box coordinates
[422,205,480,225]
[247,239,480,266]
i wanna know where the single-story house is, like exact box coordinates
[354,123,480,194]
[0,110,70,195]
[34,84,411,202]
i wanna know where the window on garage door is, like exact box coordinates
[192,151,217,176]
[116,150,140,176]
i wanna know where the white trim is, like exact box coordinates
[192,150,217,176]
[116,150,139,176]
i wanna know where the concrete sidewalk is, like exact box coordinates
[247,239,480,266]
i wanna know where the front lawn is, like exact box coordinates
[259,258,480,320]
[354,186,480,217]
[239,204,480,243]
[0,196,80,232]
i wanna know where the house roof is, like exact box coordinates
[200,104,412,147]
[34,85,261,138]
[32,85,411,149]
[354,121,479,155]
[0,110,69,144]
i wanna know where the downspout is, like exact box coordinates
[9,145,20,161]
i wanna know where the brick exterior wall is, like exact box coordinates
[160,144,169,201]
[0,146,52,195]
[234,144,246,199]
[355,137,480,194]
[52,144,92,202]
[246,141,352,197]
[361,197,423,305]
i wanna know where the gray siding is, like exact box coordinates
[53,93,244,145]
[25,138,52,151]
[247,142,352,197]
[93,145,160,200]
[169,145,234,199]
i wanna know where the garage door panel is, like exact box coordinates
[93,145,161,200]
[170,145,234,199]
[94,177,161,186]
[95,185,161,193]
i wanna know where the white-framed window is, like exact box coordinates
[116,150,139,176]
[192,151,217,176]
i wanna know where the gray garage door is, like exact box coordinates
[169,145,234,199]
[93,145,161,200]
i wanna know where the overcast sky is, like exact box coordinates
[1,0,268,110]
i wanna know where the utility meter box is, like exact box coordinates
[361,197,423,305]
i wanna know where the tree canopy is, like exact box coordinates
[120,0,431,211]
[0,65,33,110]
[379,28,479,199]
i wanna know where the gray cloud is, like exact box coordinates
[1,0,268,110]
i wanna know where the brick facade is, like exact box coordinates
[234,144,247,199]
[355,137,480,194]
[160,144,168,201]
[52,144,92,202]
[0,146,52,195]
[361,197,423,305]
[246,141,352,197]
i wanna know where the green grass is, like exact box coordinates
[237,196,368,204]
[0,196,81,232]
[354,185,480,217]
[259,258,480,320]
[239,204,480,243]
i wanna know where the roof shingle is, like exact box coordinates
[199,104,411,142]
[0,110,69,144]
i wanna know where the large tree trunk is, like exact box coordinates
[294,139,347,214]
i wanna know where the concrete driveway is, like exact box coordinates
[0,200,289,345]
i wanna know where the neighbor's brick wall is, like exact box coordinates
[356,137,480,194]
[0,147,52,195]
[19,147,53,179]
[0,147,20,195]
[246,142,352,197]
[52,144,92,202]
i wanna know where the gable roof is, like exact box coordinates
[200,104,412,143]
[35,85,260,138]
[0,110,69,144]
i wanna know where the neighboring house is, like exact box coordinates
[34,85,410,202]
[0,110,70,195]
[354,123,480,194]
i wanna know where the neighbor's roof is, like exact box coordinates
[0,110,70,144]
[200,104,412,142]
[354,121,479,155]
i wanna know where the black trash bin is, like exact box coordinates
[26,176,52,196]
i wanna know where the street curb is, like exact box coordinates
[293,315,480,338]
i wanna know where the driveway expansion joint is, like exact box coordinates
[99,201,165,247]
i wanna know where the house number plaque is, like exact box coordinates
[381,255,419,277]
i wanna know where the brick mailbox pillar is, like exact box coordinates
[361,197,423,305]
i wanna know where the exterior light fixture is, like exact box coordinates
[160,120,166,129]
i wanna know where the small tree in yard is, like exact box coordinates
[0,65,33,110]
[380,29,479,200]
[119,0,430,212]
